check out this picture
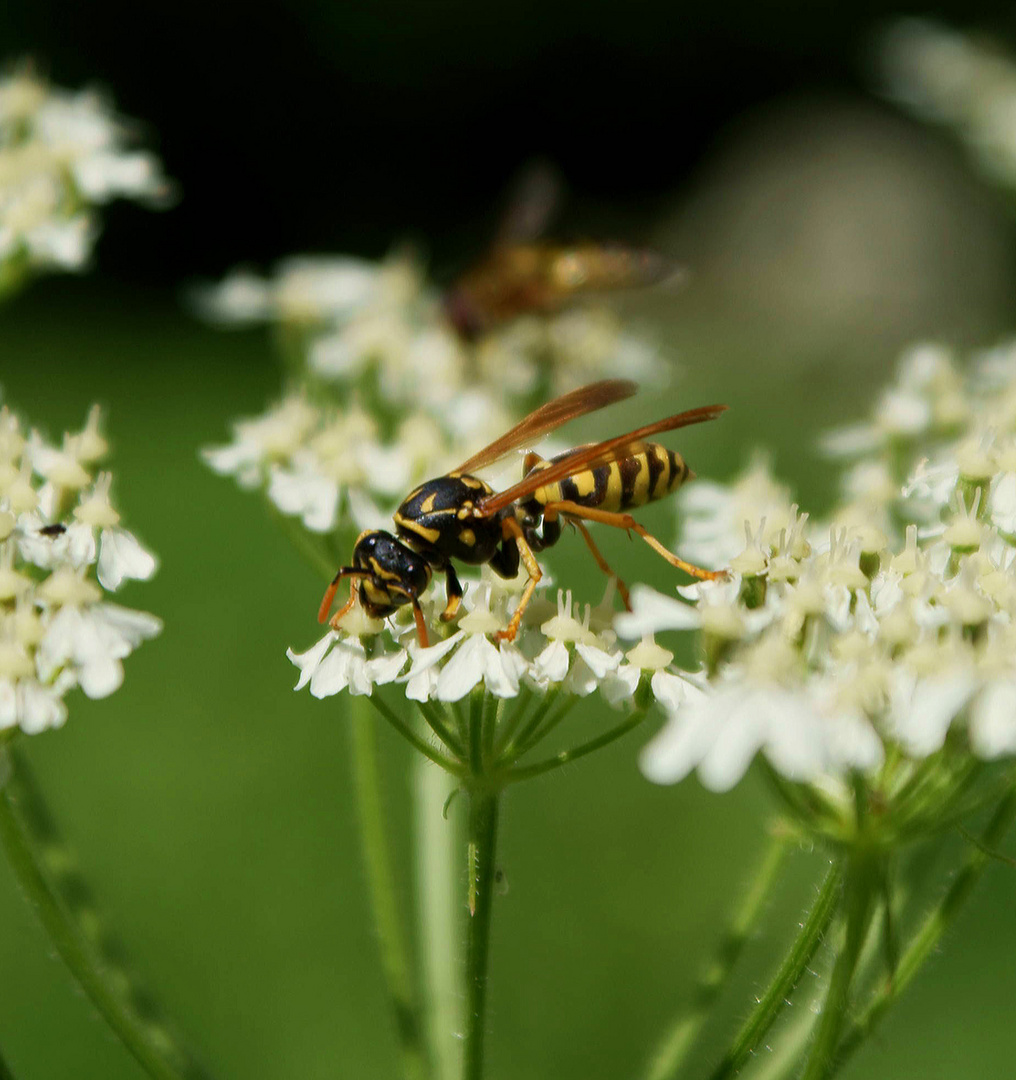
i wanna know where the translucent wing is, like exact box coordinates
[475,404,728,517]
[452,379,638,475]
[493,160,563,248]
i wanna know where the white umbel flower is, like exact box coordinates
[0,399,161,734]
[0,65,169,285]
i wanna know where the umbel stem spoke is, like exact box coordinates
[0,748,208,1080]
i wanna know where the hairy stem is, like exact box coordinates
[349,699,430,1080]
[831,787,1016,1076]
[0,749,206,1080]
[463,788,500,1080]
[642,835,789,1080]
[800,859,876,1080]
[706,861,843,1080]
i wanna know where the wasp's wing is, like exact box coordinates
[493,160,564,248]
[475,404,728,517]
[452,379,638,475]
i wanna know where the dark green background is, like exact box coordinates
[3,1,1016,1077]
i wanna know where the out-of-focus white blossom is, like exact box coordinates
[626,345,1016,820]
[0,400,161,734]
[879,19,1016,190]
[0,64,169,288]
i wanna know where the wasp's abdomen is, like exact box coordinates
[530,442,689,512]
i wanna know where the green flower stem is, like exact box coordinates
[498,690,560,760]
[463,788,500,1080]
[641,834,789,1080]
[800,859,877,1080]
[348,698,431,1080]
[0,752,201,1080]
[413,758,463,1080]
[368,693,464,775]
[512,696,581,758]
[706,860,844,1080]
[831,786,1016,1077]
[416,701,467,760]
[492,687,535,759]
[506,707,648,785]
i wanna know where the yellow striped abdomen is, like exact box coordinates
[529,442,690,512]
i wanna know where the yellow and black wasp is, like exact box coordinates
[318,380,727,646]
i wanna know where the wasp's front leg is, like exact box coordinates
[441,563,464,622]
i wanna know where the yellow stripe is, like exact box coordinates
[396,518,441,544]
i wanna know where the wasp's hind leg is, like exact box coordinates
[542,500,726,581]
[440,563,464,622]
[568,517,632,610]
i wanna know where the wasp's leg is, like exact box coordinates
[529,513,561,552]
[543,500,727,581]
[411,600,430,649]
[327,588,358,630]
[319,567,368,624]
[488,530,521,579]
[496,517,542,642]
[569,517,632,610]
[441,563,464,622]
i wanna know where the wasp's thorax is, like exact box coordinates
[393,474,506,566]
[351,530,432,618]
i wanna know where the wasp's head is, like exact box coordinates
[350,530,432,619]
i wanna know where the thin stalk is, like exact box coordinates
[463,789,500,1080]
[832,788,1016,1076]
[416,700,467,760]
[512,696,581,758]
[507,708,648,785]
[745,927,837,1080]
[642,835,789,1080]
[492,687,536,759]
[0,757,202,1080]
[800,860,877,1080]
[705,861,843,1080]
[367,693,464,775]
[498,692,560,761]
[348,698,430,1080]
[413,757,463,1080]
[480,695,498,768]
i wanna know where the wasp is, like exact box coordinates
[318,380,727,647]
[444,164,675,340]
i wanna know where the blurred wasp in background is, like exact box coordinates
[444,163,681,340]
[319,379,727,646]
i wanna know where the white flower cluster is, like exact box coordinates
[628,340,1016,798]
[0,402,161,733]
[879,18,1016,189]
[288,567,693,710]
[200,251,663,534]
[0,64,169,284]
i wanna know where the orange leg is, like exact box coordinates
[495,516,543,643]
[542,500,727,581]
[319,568,368,623]
[327,589,357,630]
[568,518,632,610]
[411,601,430,649]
